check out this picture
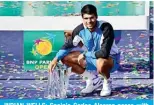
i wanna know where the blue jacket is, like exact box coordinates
[56,20,118,60]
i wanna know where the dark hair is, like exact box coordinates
[81,4,98,18]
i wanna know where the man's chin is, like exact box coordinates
[87,26,94,29]
[87,26,93,28]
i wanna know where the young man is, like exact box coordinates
[48,4,119,96]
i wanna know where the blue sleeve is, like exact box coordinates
[55,24,84,61]
[55,49,72,61]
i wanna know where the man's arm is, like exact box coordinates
[55,24,83,61]
[55,30,76,61]
[49,31,75,72]
[95,22,114,59]
[84,22,114,59]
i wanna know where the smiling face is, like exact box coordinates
[82,13,97,32]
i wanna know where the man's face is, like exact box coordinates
[82,14,97,31]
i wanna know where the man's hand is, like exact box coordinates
[48,58,58,72]
[78,53,84,65]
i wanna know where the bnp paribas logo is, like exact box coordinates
[31,33,56,57]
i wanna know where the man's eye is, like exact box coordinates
[90,17,94,19]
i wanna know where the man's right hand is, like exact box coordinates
[48,58,58,72]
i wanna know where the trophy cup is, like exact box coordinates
[44,62,69,99]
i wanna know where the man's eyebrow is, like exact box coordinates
[83,17,93,19]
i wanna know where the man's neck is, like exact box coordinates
[88,28,95,32]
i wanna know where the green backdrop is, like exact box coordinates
[0,1,145,16]
[24,31,64,70]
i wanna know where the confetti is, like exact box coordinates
[8,54,14,56]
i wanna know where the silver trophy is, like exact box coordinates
[44,62,69,99]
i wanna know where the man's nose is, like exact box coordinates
[87,19,92,23]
